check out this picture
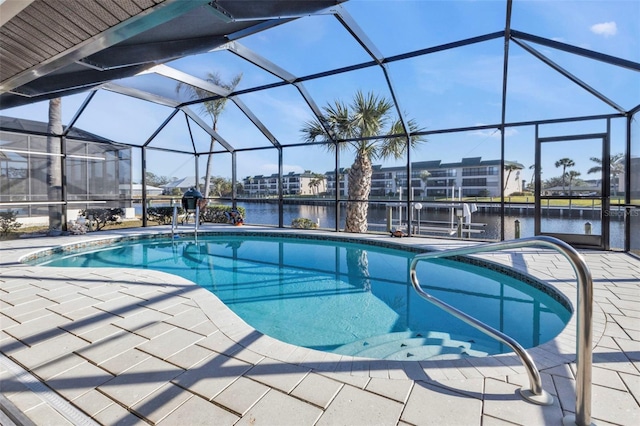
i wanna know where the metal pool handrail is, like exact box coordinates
[409,236,593,424]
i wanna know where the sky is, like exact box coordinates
[1,0,639,186]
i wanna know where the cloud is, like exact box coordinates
[590,21,617,37]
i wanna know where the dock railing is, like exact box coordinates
[409,236,593,425]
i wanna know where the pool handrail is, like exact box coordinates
[409,236,593,425]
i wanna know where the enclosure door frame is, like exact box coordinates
[534,132,610,250]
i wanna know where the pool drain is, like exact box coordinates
[0,353,98,426]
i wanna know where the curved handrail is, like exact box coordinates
[409,236,593,423]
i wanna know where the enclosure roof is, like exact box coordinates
[0,0,344,108]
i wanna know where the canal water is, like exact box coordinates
[139,201,626,249]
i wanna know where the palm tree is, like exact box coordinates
[419,170,431,197]
[47,98,63,234]
[300,91,426,233]
[554,157,575,193]
[176,72,242,198]
[587,153,625,196]
[567,170,581,196]
[308,173,326,196]
[503,163,520,192]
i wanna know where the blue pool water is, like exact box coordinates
[30,234,571,360]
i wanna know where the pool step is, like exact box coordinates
[334,331,494,361]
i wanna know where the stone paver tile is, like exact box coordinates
[45,297,100,318]
[365,377,413,403]
[226,346,265,365]
[619,372,640,404]
[482,378,563,425]
[482,415,521,425]
[24,402,74,426]
[99,348,151,376]
[3,313,69,346]
[98,356,184,408]
[164,307,209,330]
[32,353,87,381]
[433,376,486,400]
[38,284,86,304]
[552,374,577,413]
[11,332,87,370]
[75,330,147,365]
[614,337,640,361]
[77,323,123,344]
[589,365,629,391]
[47,361,114,401]
[59,309,120,337]
[590,382,640,426]
[134,321,175,339]
[93,294,148,317]
[235,389,322,426]
[190,320,218,337]
[506,372,557,396]
[157,301,193,316]
[172,352,252,401]
[318,384,403,426]
[0,331,29,356]
[158,393,239,425]
[319,370,370,389]
[1,297,57,323]
[136,327,204,360]
[110,308,172,333]
[130,382,193,424]
[592,346,638,375]
[245,360,310,393]
[291,372,343,409]
[213,376,270,415]
[196,330,246,357]
[402,380,482,426]
[611,314,640,332]
[165,344,215,369]
[93,401,147,426]
[70,389,115,417]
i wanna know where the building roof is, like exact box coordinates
[0,116,114,142]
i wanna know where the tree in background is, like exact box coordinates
[46,98,63,234]
[588,153,625,196]
[567,170,581,196]
[419,170,431,196]
[145,171,174,187]
[554,157,575,192]
[300,90,426,233]
[308,173,326,196]
[176,72,242,198]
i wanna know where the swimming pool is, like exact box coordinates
[27,233,572,360]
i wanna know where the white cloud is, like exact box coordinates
[590,21,617,37]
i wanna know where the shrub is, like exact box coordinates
[80,208,124,231]
[0,210,22,236]
[201,205,246,223]
[147,206,181,225]
[291,218,318,229]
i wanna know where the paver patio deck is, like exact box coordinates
[1,225,638,425]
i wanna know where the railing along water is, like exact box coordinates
[409,236,593,425]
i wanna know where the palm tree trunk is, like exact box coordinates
[47,98,63,233]
[203,135,215,198]
[345,153,372,233]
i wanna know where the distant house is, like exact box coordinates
[130,184,163,197]
[162,176,200,195]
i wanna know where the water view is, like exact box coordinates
[139,200,626,249]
